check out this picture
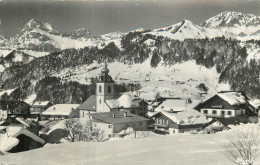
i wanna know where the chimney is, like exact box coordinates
[112,113,116,118]
[123,112,127,117]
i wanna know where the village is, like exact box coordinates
[0,61,259,154]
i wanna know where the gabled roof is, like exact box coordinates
[151,110,209,125]
[42,104,79,116]
[217,91,247,106]
[0,126,45,153]
[77,95,96,111]
[195,91,251,110]
[90,111,150,124]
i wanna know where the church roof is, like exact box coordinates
[77,95,96,111]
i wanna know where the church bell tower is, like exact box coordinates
[96,61,115,113]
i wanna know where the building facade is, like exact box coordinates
[90,111,149,139]
[195,91,256,118]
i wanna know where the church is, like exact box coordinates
[75,62,148,118]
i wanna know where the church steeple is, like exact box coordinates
[96,61,115,113]
[98,61,114,83]
[101,60,109,74]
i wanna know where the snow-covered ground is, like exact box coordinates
[1,124,260,165]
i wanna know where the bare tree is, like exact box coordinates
[223,125,259,165]
[64,118,105,142]
[64,118,84,142]
[91,127,105,142]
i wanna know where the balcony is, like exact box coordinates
[154,123,169,128]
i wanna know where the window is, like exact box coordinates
[203,110,208,114]
[99,85,102,93]
[221,111,225,115]
[108,85,111,93]
[227,111,232,115]
[108,125,112,129]
[212,110,217,115]
[99,99,102,104]
[172,130,175,133]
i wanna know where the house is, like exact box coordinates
[30,101,53,115]
[77,62,148,117]
[89,111,150,138]
[203,116,251,133]
[0,100,31,120]
[0,125,45,154]
[195,91,257,118]
[41,104,79,120]
[150,109,209,134]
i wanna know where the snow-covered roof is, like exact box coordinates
[118,94,139,108]
[106,94,140,109]
[106,99,119,108]
[15,118,30,127]
[152,109,209,125]
[154,99,187,112]
[32,101,51,107]
[0,126,45,153]
[249,99,260,109]
[217,92,247,106]
[42,104,79,116]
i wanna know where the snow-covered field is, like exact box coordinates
[1,124,260,165]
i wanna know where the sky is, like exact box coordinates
[0,0,259,37]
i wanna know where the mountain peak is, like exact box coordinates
[21,19,54,33]
[201,11,260,29]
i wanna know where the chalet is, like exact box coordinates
[0,100,31,120]
[77,62,148,118]
[150,110,209,134]
[41,104,79,120]
[0,126,45,154]
[30,101,53,115]
[89,111,150,138]
[195,91,257,118]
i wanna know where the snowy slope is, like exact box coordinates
[1,124,259,165]
[52,58,230,101]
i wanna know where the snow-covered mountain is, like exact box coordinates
[201,11,260,39]
[201,11,260,29]
[147,20,233,40]
[0,11,259,104]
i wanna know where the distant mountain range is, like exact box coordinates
[0,11,259,104]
